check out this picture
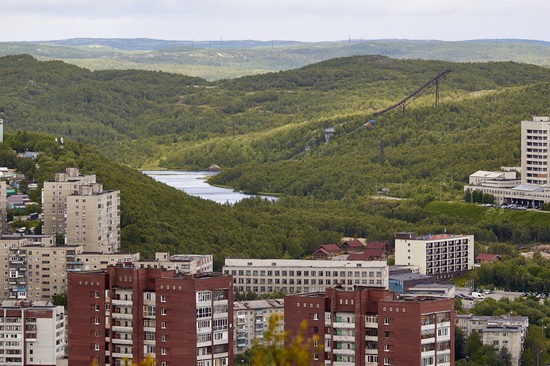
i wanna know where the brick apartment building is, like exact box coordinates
[68,266,233,366]
[285,287,454,366]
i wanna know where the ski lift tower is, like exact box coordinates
[323,127,335,143]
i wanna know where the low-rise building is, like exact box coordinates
[223,258,389,295]
[137,252,213,274]
[234,299,284,353]
[455,314,528,366]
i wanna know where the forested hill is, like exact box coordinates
[1,38,550,80]
[1,54,550,171]
[2,55,550,261]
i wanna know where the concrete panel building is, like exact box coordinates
[285,287,454,366]
[42,168,96,235]
[394,233,474,280]
[68,267,233,366]
[234,299,284,354]
[223,258,389,295]
[455,315,528,366]
[65,183,121,253]
[0,181,6,235]
[0,300,66,365]
[137,252,214,274]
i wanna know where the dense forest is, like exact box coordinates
[1,54,550,269]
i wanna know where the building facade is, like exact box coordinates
[234,299,284,354]
[285,287,455,366]
[64,183,121,253]
[0,300,65,365]
[223,259,389,295]
[394,233,474,279]
[455,315,528,366]
[68,267,233,366]
[0,181,6,235]
[42,168,96,235]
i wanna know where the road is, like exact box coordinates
[455,287,526,309]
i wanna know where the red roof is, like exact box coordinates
[320,244,341,253]
[343,240,364,248]
[347,248,387,261]
[476,254,500,261]
[366,241,387,250]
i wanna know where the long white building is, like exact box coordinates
[394,233,474,279]
[223,258,389,295]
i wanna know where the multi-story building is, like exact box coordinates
[68,266,233,366]
[137,252,214,274]
[65,182,121,253]
[455,314,528,366]
[223,259,389,295]
[285,287,454,366]
[465,116,550,207]
[0,234,140,301]
[234,299,284,353]
[394,233,474,280]
[0,181,6,235]
[42,167,96,235]
[0,300,66,365]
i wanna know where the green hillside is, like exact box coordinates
[1,55,550,260]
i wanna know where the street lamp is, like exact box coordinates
[537,349,543,366]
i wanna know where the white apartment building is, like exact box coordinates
[394,233,474,279]
[137,252,214,274]
[456,314,529,366]
[234,299,284,353]
[42,168,96,235]
[0,300,65,365]
[65,183,121,253]
[223,258,389,295]
[465,116,550,207]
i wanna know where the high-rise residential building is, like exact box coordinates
[0,234,140,301]
[455,315,528,366]
[522,116,550,186]
[223,259,389,295]
[42,168,96,235]
[64,182,121,253]
[0,300,66,365]
[285,287,455,366]
[68,267,233,366]
[234,299,284,354]
[394,233,474,280]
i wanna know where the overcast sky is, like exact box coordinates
[2,0,549,42]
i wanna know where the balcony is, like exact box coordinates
[333,348,355,355]
[112,337,133,345]
[111,312,133,320]
[112,299,132,306]
[333,335,355,342]
[112,352,133,359]
[111,325,132,332]
[332,322,355,329]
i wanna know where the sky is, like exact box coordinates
[2,0,550,43]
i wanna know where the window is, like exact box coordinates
[384,318,390,325]
[161,348,167,355]
[161,322,167,329]
[161,335,167,342]
[160,295,167,303]
[313,353,319,360]
[93,317,100,325]
[161,308,167,316]
[384,344,390,351]
[94,344,100,351]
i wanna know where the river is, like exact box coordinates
[143,170,277,205]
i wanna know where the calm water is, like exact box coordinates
[143,170,276,205]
